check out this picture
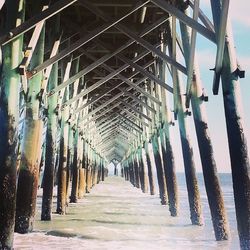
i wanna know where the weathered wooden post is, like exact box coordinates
[165,18,202,225]
[122,161,127,180]
[99,158,103,183]
[68,58,81,203]
[174,73,202,225]
[15,3,45,232]
[137,145,147,193]
[114,162,118,176]
[56,90,69,214]
[121,162,124,178]
[93,151,99,185]
[56,56,73,214]
[129,154,135,186]
[86,144,92,192]
[151,132,168,205]
[157,45,179,216]
[0,0,25,247]
[132,150,140,188]
[126,159,130,181]
[70,127,79,203]
[94,152,98,185]
[85,143,90,193]
[210,2,250,248]
[96,155,100,184]
[66,120,73,203]
[144,140,155,195]
[101,158,105,181]
[91,152,96,186]
[41,17,60,221]
[124,161,128,180]
[179,19,229,240]
[56,97,70,213]
[150,79,168,205]
[127,156,132,184]
[78,137,86,199]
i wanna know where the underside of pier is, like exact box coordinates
[0,0,249,249]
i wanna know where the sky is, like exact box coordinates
[170,0,250,173]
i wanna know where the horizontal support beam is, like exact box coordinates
[0,0,77,45]
[120,108,149,127]
[31,0,150,76]
[123,90,156,114]
[117,118,143,134]
[80,92,124,122]
[119,55,173,93]
[117,113,143,131]
[82,0,187,74]
[80,102,121,126]
[151,0,216,43]
[61,50,151,107]
[48,15,169,96]
[189,0,214,32]
[120,100,152,122]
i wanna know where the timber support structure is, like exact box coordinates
[0,1,249,249]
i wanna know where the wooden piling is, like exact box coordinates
[101,158,105,181]
[144,141,155,195]
[70,129,79,203]
[133,152,141,189]
[15,9,45,232]
[137,146,148,193]
[114,163,118,176]
[129,155,136,186]
[159,125,178,216]
[157,51,178,216]
[175,91,202,225]
[66,125,73,203]
[86,154,92,193]
[180,21,229,240]
[152,133,168,205]
[41,18,60,220]
[165,21,203,225]
[56,87,70,215]
[78,167,86,198]
[211,2,250,247]
[0,0,25,247]
[78,138,86,199]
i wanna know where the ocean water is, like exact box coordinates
[14,173,240,249]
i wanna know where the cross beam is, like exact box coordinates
[0,0,77,45]
[81,0,187,74]
[47,15,170,96]
[31,0,150,76]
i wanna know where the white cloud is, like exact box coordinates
[238,56,250,71]
[200,0,250,27]
[229,1,250,28]
[196,49,215,67]
[196,49,250,73]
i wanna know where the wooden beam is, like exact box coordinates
[61,51,156,107]
[120,100,152,122]
[30,0,150,76]
[48,15,170,95]
[185,0,199,108]
[212,0,230,95]
[0,0,77,45]
[120,55,173,93]
[81,0,187,74]
[151,0,216,43]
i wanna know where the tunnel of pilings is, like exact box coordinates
[0,0,249,249]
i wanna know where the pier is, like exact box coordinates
[0,1,249,249]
